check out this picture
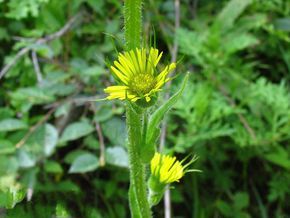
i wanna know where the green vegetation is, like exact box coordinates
[0,0,290,217]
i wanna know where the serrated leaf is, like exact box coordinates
[265,147,290,170]
[59,121,94,144]
[223,33,258,54]
[69,153,99,173]
[0,119,27,132]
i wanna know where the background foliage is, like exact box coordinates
[0,0,290,217]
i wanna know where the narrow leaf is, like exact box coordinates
[146,73,189,152]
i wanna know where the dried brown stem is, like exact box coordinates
[159,1,180,218]
[96,122,106,167]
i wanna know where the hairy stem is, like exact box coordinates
[124,0,150,217]
[126,105,151,218]
[124,0,142,50]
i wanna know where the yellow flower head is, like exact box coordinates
[150,152,199,184]
[104,48,176,103]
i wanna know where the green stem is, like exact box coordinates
[124,0,150,217]
[126,105,151,218]
[124,0,142,50]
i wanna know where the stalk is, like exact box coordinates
[126,106,151,218]
[124,0,142,50]
[124,1,151,217]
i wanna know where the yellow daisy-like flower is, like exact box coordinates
[150,152,199,184]
[104,48,176,103]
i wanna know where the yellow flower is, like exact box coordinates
[104,48,176,103]
[150,152,199,184]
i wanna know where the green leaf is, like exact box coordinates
[223,33,258,54]
[64,150,91,164]
[69,153,99,173]
[0,157,18,175]
[140,74,189,163]
[216,200,232,216]
[0,140,16,154]
[102,117,127,146]
[265,147,290,170]
[0,187,26,209]
[10,87,55,106]
[234,192,249,210]
[55,203,71,218]
[17,149,36,168]
[44,124,58,157]
[105,146,129,168]
[274,18,290,31]
[215,0,253,30]
[59,121,94,144]
[146,73,189,150]
[44,161,63,174]
[177,28,207,65]
[0,119,27,132]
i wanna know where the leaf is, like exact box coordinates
[56,203,71,218]
[141,74,189,163]
[44,124,58,157]
[0,157,18,175]
[17,149,36,168]
[147,74,189,146]
[64,150,91,164]
[59,121,94,144]
[274,18,290,31]
[102,117,127,146]
[215,0,253,30]
[216,200,232,216]
[234,192,249,210]
[69,153,99,173]
[0,140,16,155]
[105,146,129,168]
[223,33,259,54]
[177,28,207,65]
[0,187,26,209]
[0,119,27,132]
[265,147,290,170]
[10,87,55,106]
[44,161,63,174]
[94,103,114,122]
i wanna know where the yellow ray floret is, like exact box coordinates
[150,152,200,184]
[104,48,176,102]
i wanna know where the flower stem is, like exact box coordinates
[126,105,151,218]
[124,0,151,217]
[124,0,142,50]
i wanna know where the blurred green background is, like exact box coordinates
[0,0,290,217]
